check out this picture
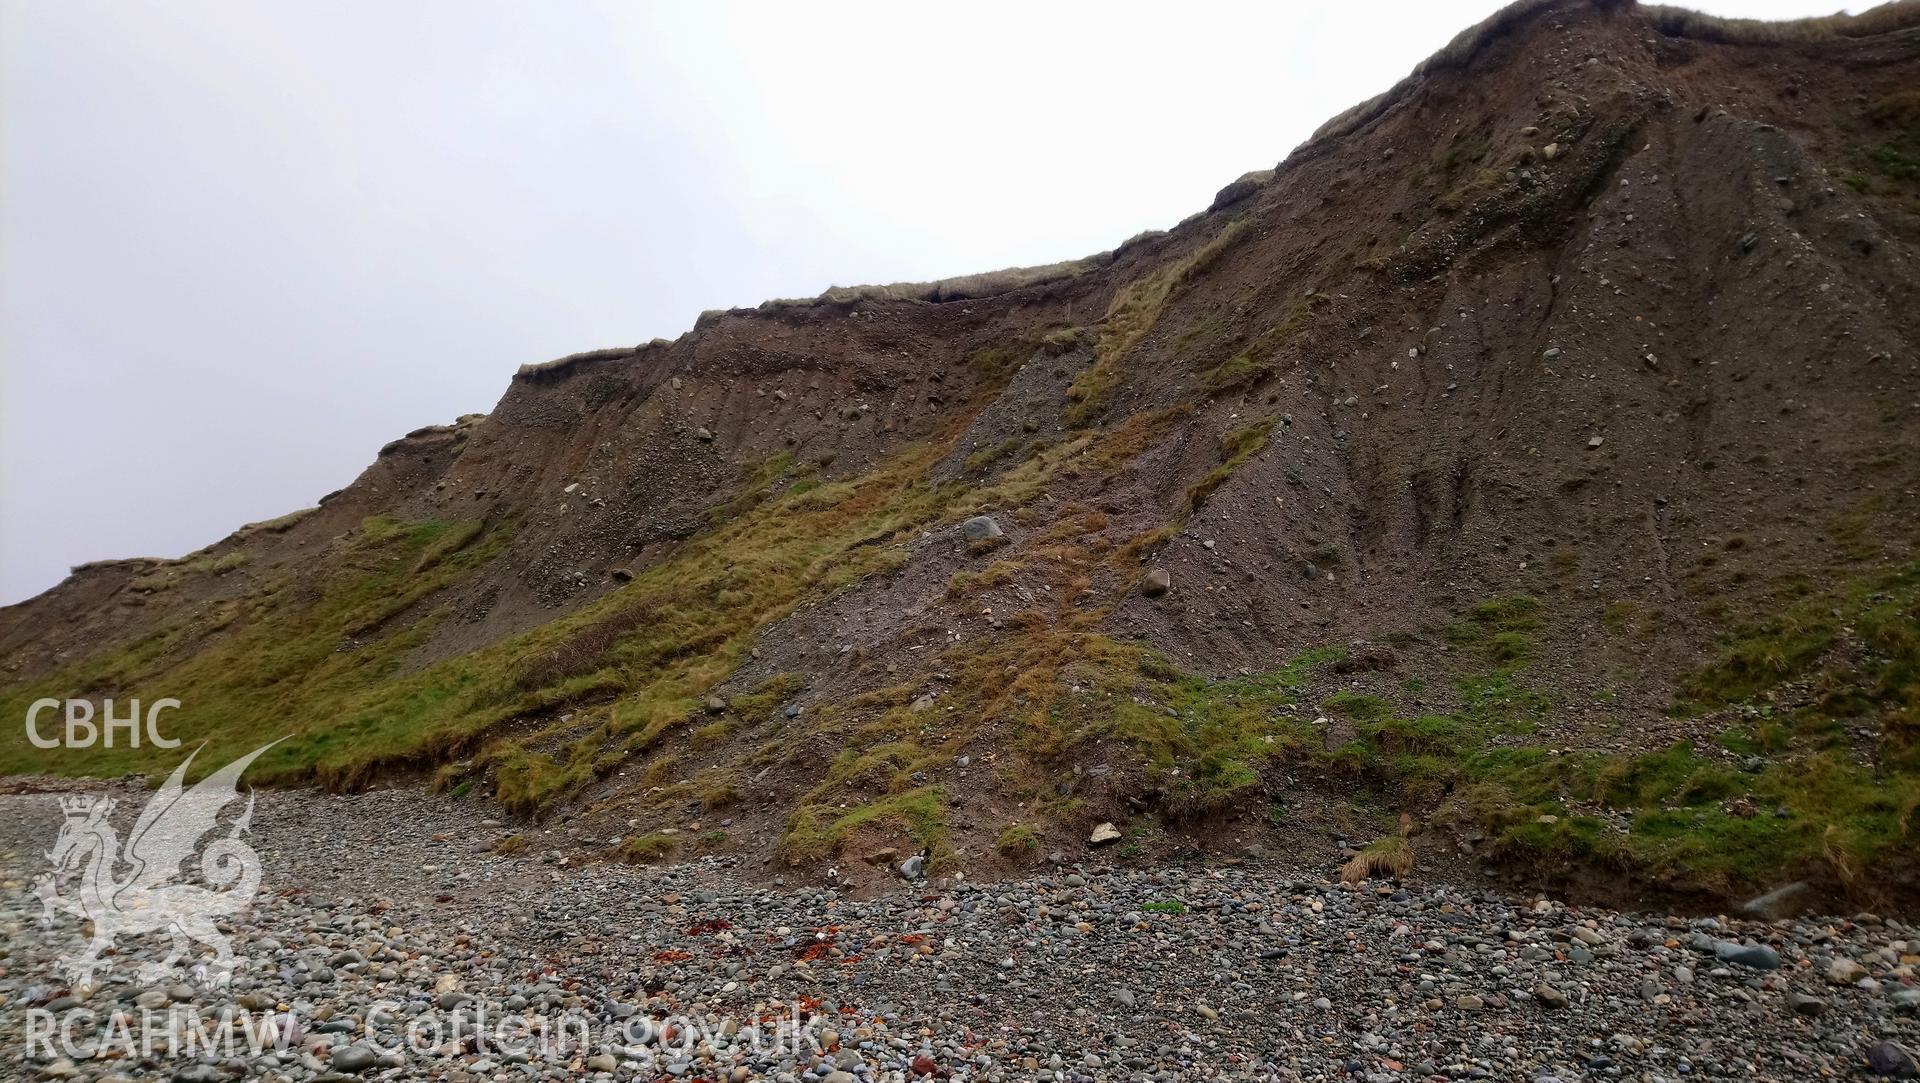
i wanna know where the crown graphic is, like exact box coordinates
[58,795,105,815]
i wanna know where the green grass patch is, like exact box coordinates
[1442,594,1542,663]
[727,673,806,718]
[995,822,1039,858]
[1340,834,1414,882]
[1601,600,1637,633]
[1046,640,1339,819]
[1850,90,1920,205]
[1,437,972,815]
[0,516,512,783]
[1323,691,1391,722]
[704,452,804,527]
[184,551,253,576]
[1332,570,1920,896]
[1684,560,1920,773]
[1200,353,1271,394]
[618,833,677,864]
[779,786,950,866]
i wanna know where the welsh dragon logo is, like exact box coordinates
[34,741,280,991]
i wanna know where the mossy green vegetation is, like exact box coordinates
[946,559,1019,600]
[1038,574,1918,900]
[1434,130,1493,176]
[779,786,949,866]
[1199,353,1270,394]
[704,452,803,526]
[1442,594,1542,664]
[995,822,1039,858]
[1361,575,1918,898]
[727,673,806,718]
[1681,561,1920,771]
[468,443,962,814]
[1448,739,1917,894]
[1323,690,1392,723]
[966,341,1035,381]
[963,325,1086,386]
[1198,291,1336,397]
[1045,639,1341,818]
[1349,696,1910,897]
[183,551,252,576]
[617,832,677,863]
[1844,90,1920,209]
[963,439,1024,475]
[0,438,965,813]
[0,516,512,782]
[1201,292,1332,394]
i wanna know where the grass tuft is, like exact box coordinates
[1187,422,1273,513]
[995,822,1040,858]
[1067,221,1249,425]
[1340,834,1414,883]
[618,833,677,864]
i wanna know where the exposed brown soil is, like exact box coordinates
[5,0,1920,913]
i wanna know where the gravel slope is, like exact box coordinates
[2,785,1917,1082]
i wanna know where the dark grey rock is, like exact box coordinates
[1713,941,1780,970]
[961,515,1004,543]
[1867,1041,1918,1079]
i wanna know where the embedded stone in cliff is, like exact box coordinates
[1210,168,1273,211]
[1089,822,1122,845]
[961,516,1003,543]
[1140,568,1171,597]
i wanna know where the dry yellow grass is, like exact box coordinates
[1340,835,1416,883]
[1066,221,1250,425]
[759,253,1116,310]
[1340,813,1418,882]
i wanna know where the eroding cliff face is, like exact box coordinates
[6,0,1919,910]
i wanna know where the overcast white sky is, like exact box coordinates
[0,0,1858,605]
